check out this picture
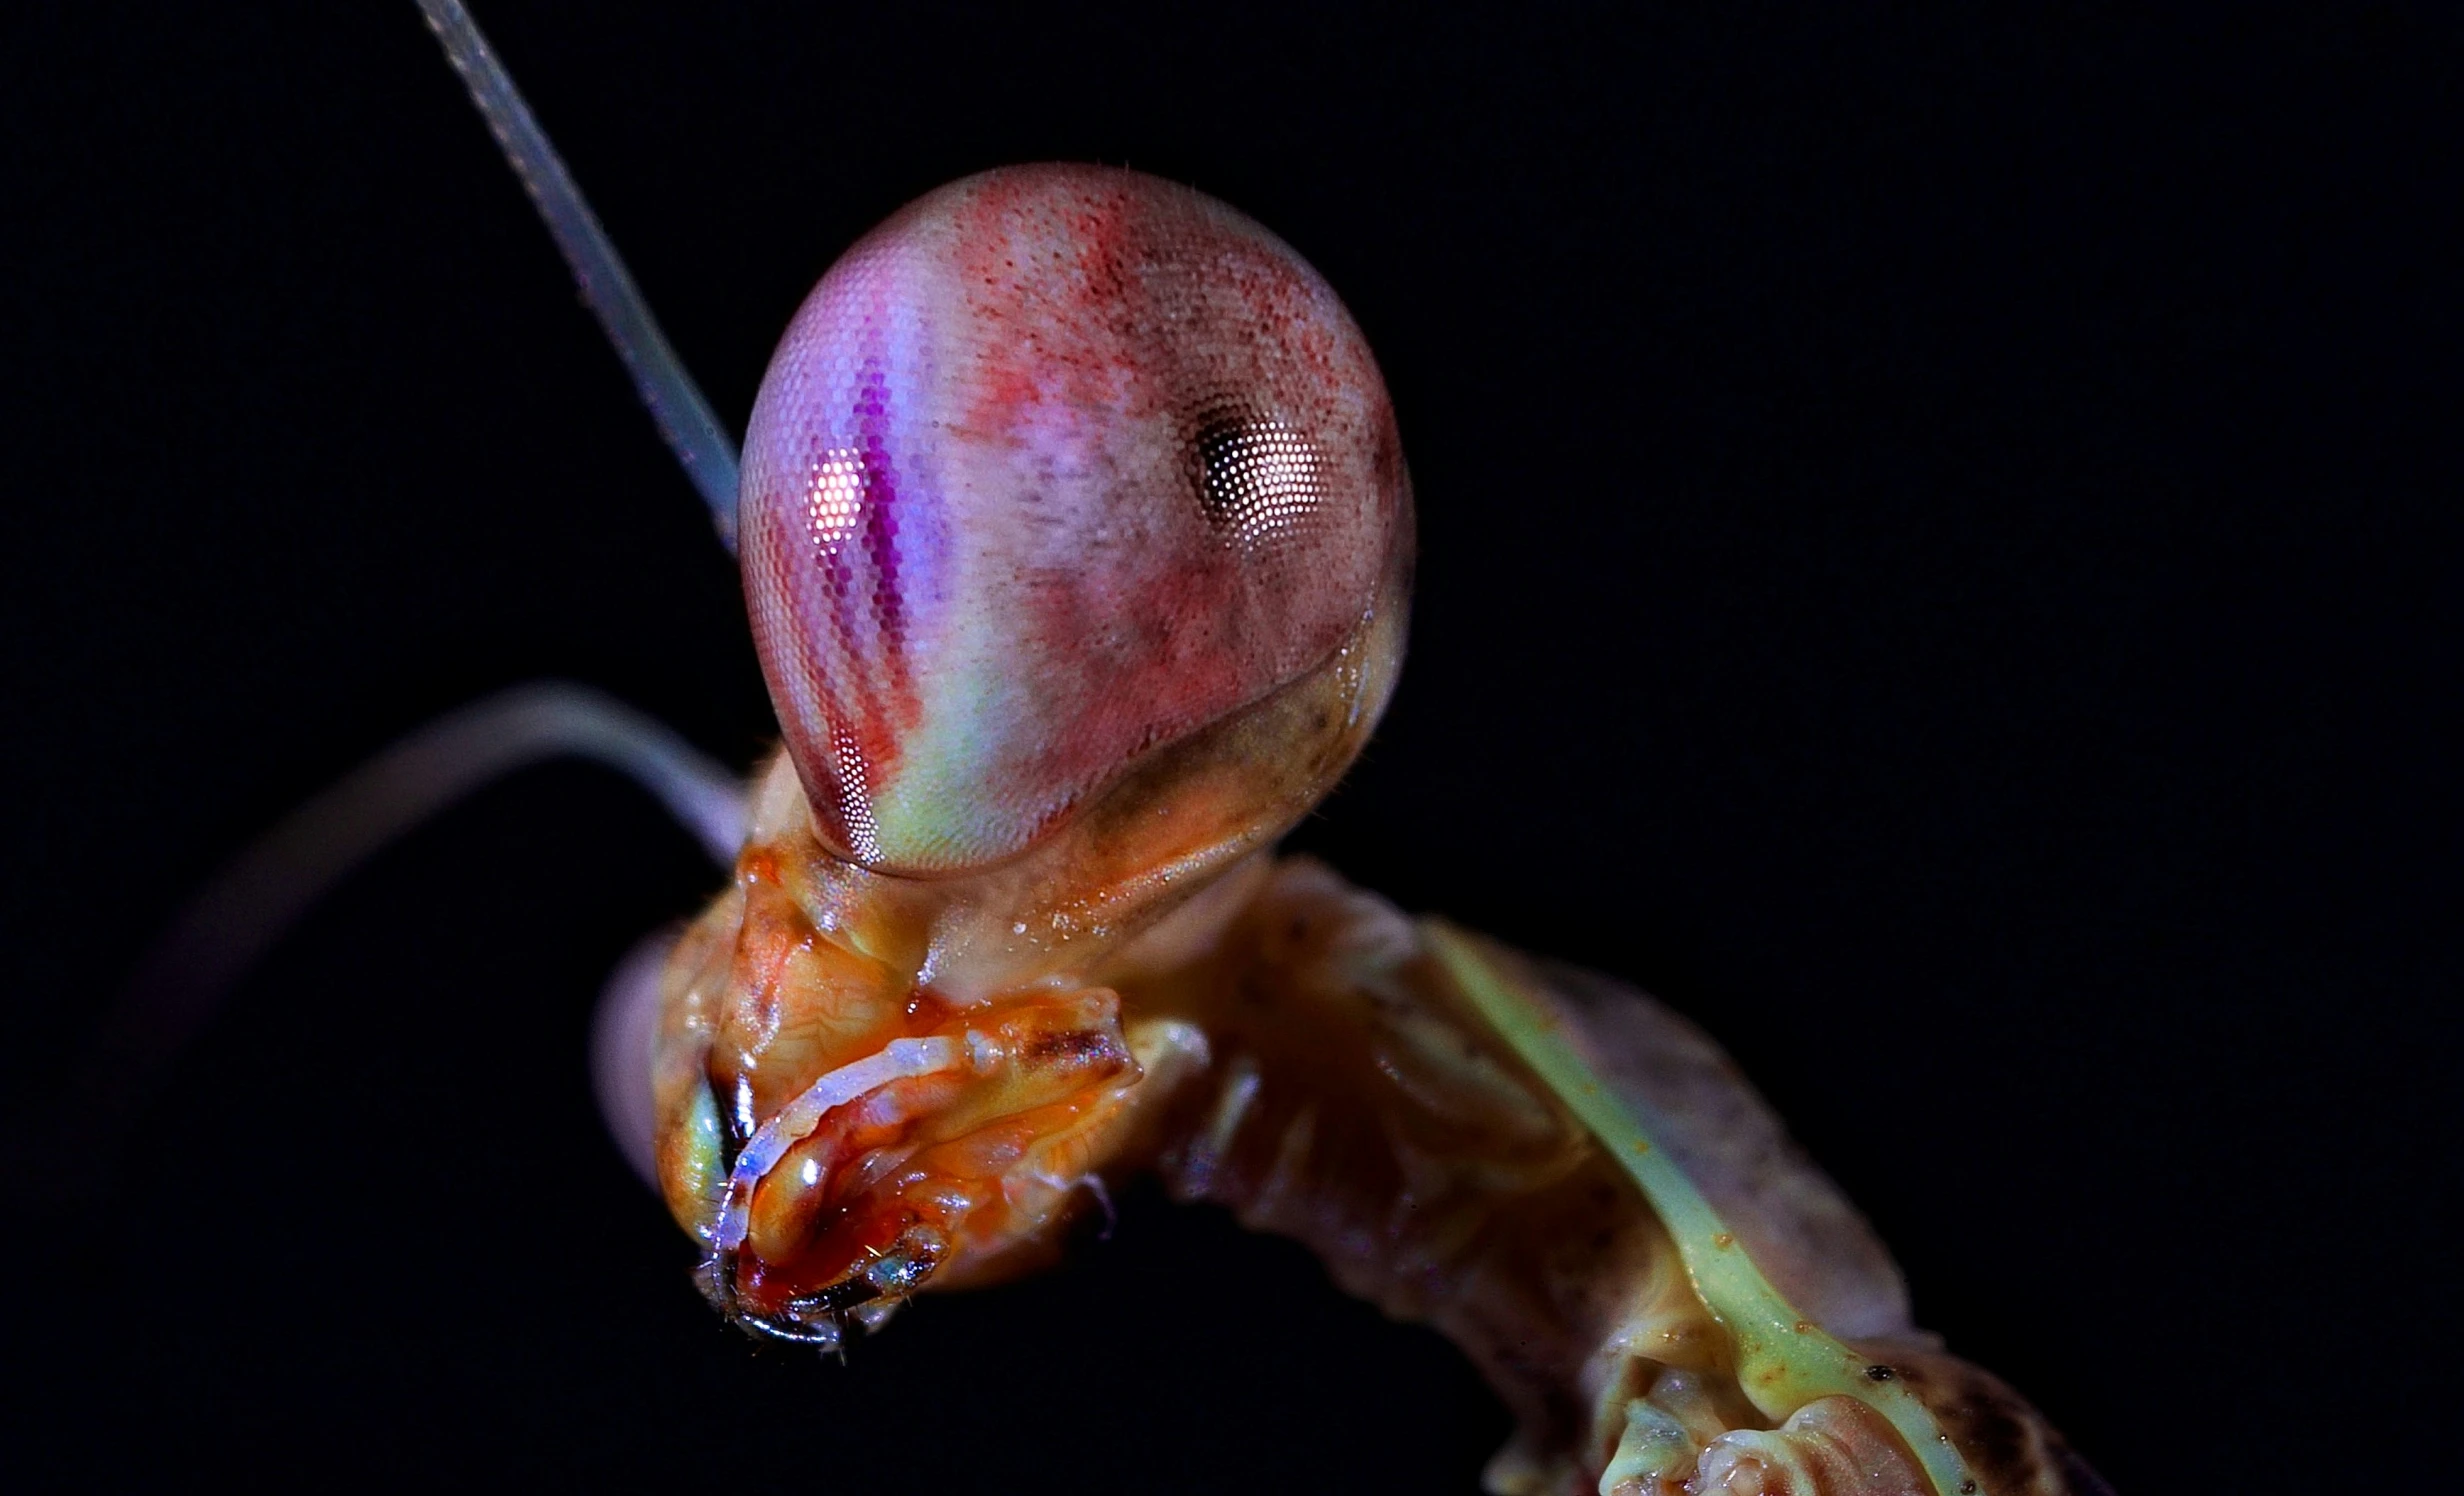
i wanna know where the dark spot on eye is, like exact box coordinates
[1865,1364,1896,1381]
[1185,400,1327,553]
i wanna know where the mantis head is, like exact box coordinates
[644,166,1414,1334]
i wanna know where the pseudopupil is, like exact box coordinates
[1191,410,1329,554]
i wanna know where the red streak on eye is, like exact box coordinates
[745,297,930,859]
[826,359,917,812]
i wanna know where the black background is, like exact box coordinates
[3,3,2456,1490]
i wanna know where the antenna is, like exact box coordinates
[414,0,744,549]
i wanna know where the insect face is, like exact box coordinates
[657,166,1415,1332]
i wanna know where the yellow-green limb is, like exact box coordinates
[1425,922,1985,1496]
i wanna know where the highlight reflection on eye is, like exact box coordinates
[801,448,865,555]
[1193,411,1328,554]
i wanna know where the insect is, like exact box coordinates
[194,5,2103,1492]
[19,0,2257,1488]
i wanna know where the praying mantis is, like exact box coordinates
[379,3,2106,1488]
[31,2,2372,1487]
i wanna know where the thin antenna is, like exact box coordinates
[53,683,746,1198]
[415,0,743,550]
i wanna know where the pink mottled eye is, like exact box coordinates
[741,165,1408,875]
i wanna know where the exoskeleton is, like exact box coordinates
[406,8,2126,1492]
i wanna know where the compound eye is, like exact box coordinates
[740,166,1408,876]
